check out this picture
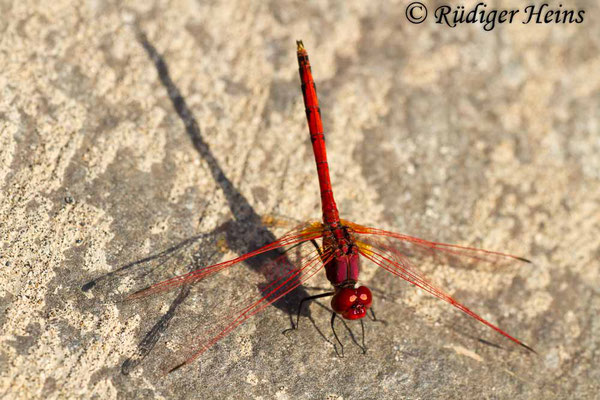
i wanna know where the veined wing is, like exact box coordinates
[165,239,334,373]
[344,220,530,270]
[128,221,325,300]
[348,224,534,352]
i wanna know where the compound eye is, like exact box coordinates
[331,288,357,314]
[330,287,373,320]
[356,286,373,309]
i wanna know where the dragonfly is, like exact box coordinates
[125,40,534,373]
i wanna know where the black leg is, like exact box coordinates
[367,308,387,325]
[368,308,376,320]
[310,239,323,257]
[331,312,344,357]
[337,317,367,355]
[283,291,334,333]
[360,318,367,354]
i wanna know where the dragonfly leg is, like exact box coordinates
[331,312,345,358]
[330,313,370,356]
[283,291,334,333]
[360,318,367,354]
[310,239,323,257]
[367,308,388,325]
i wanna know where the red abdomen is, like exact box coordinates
[297,41,340,227]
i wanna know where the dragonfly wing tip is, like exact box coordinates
[520,342,537,354]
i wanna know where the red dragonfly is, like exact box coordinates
[129,40,534,372]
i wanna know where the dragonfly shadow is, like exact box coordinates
[82,224,227,375]
[445,317,521,354]
[81,227,226,295]
[135,29,311,309]
[81,29,312,374]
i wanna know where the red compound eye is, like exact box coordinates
[356,286,373,309]
[331,286,373,320]
[331,288,355,314]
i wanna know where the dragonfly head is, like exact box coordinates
[331,286,373,320]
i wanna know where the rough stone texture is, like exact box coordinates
[1,1,599,399]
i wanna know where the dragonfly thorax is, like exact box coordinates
[323,226,373,319]
[325,245,360,287]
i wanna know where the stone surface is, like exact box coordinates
[1,1,599,399]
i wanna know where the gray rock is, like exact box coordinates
[1,1,599,399]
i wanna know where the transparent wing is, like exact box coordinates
[344,220,530,271]
[165,239,334,372]
[116,221,331,372]
[347,222,534,352]
[127,221,325,300]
